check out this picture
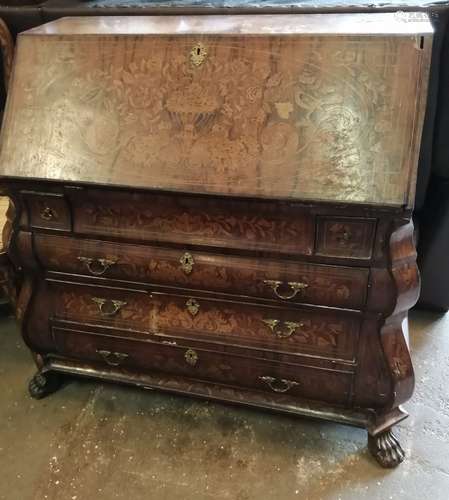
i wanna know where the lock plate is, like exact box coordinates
[190,42,207,67]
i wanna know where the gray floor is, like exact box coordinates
[1,310,448,500]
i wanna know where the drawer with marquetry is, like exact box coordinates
[68,189,316,255]
[21,191,72,231]
[49,281,153,333]
[35,233,369,310]
[50,326,354,406]
[47,280,361,362]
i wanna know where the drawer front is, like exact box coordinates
[316,217,376,259]
[51,326,353,405]
[5,31,427,206]
[51,282,153,332]
[22,192,71,231]
[149,293,360,361]
[35,234,369,310]
[49,282,360,361]
[70,190,314,255]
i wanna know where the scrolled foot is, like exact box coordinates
[28,371,61,399]
[368,429,405,468]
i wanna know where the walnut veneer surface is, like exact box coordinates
[0,13,432,468]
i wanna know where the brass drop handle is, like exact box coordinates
[262,319,304,339]
[78,256,117,276]
[97,349,128,366]
[40,206,56,221]
[263,280,308,300]
[259,376,300,393]
[91,297,127,317]
[184,348,198,366]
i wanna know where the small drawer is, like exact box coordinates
[22,191,71,231]
[315,217,376,259]
[51,326,354,406]
[35,234,369,310]
[48,281,360,361]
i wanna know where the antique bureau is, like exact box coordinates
[0,13,432,467]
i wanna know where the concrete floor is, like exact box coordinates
[0,310,448,500]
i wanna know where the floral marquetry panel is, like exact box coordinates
[0,15,431,205]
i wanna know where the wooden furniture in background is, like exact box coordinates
[0,13,432,467]
[0,18,13,313]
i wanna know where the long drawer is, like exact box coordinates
[51,326,354,406]
[69,189,315,255]
[35,234,369,310]
[49,281,361,361]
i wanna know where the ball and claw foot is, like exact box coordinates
[368,429,405,468]
[28,371,61,400]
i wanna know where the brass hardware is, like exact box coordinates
[40,206,56,221]
[190,42,207,67]
[78,256,116,276]
[184,348,198,366]
[263,280,308,300]
[97,349,128,366]
[186,298,200,317]
[180,252,194,275]
[336,230,352,245]
[392,360,403,378]
[91,297,127,317]
[262,319,304,338]
[259,376,300,393]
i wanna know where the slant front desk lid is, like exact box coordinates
[0,14,432,205]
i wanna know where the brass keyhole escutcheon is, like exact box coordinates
[190,42,207,67]
[40,205,56,221]
[186,298,200,317]
[180,252,194,275]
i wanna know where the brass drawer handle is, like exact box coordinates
[186,298,200,317]
[91,297,127,317]
[40,206,56,221]
[78,256,117,276]
[263,280,308,300]
[259,376,299,393]
[97,349,128,367]
[180,252,194,275]
[262,319,304,339]
[184,348,198,366]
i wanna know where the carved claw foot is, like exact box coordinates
[28,371,61,399]
[368,429,405,468]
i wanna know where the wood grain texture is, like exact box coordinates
[0,18,13,90]
[0,12,431,468]
[71,189,315,255]
[34,233,370,310]
[0,14,432,206]
[51,326,354,405]
[378,220,419,411]
[23,14,434,37]
[47,279,361,361]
